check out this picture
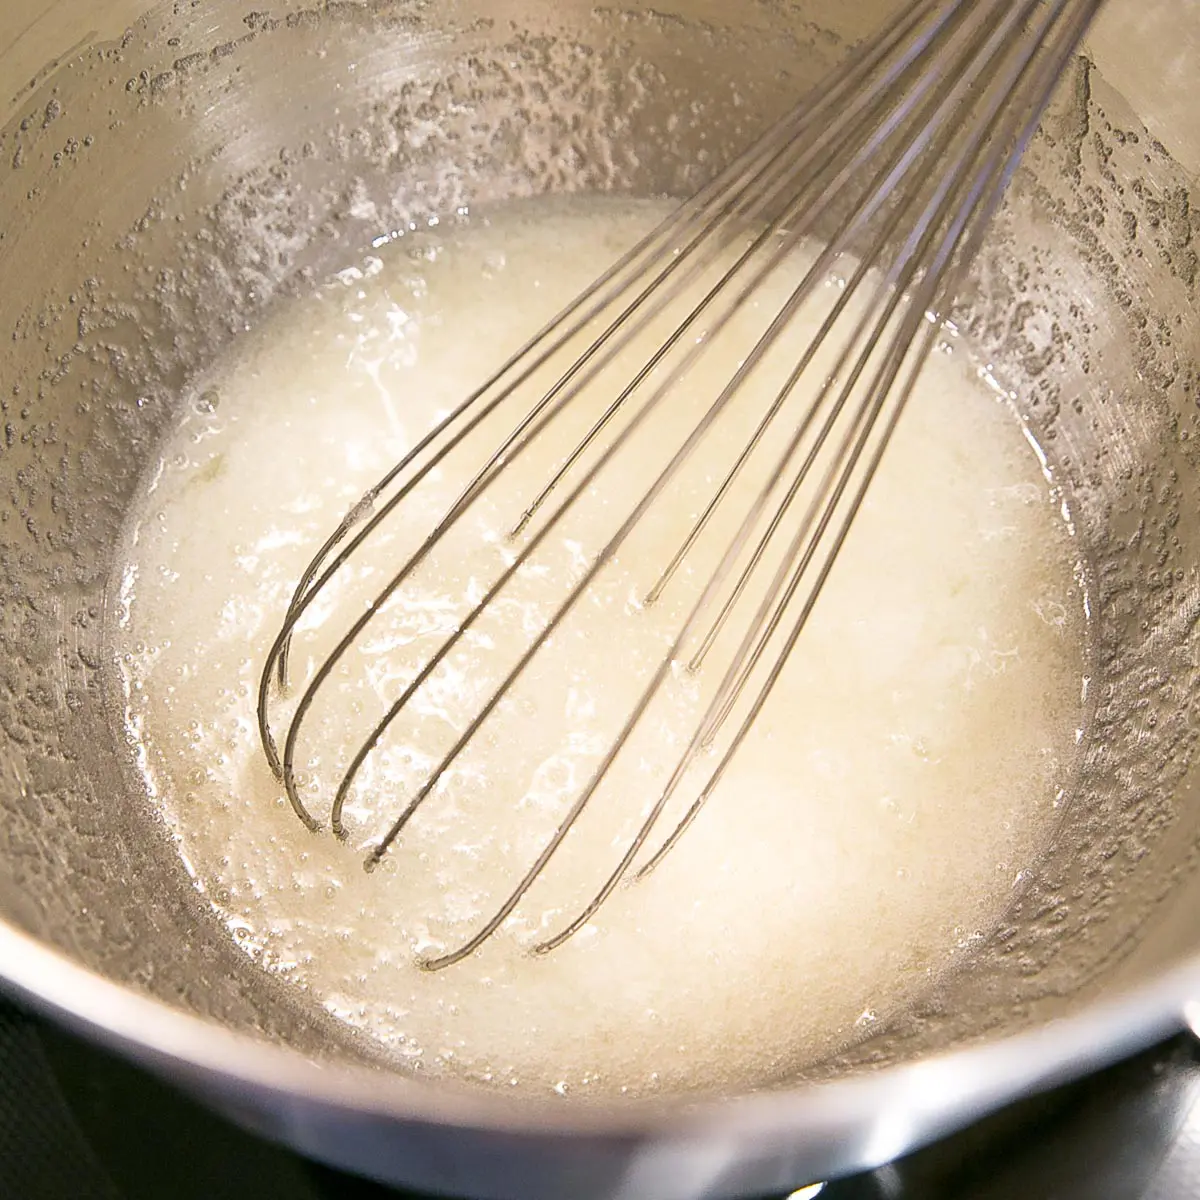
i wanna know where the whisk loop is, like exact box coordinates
[258,0,1103,970]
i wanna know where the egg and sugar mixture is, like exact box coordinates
[114,196,1087,1098]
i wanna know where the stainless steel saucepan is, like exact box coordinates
[1,2,1198,1196]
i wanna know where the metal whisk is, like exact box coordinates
[257,0,1102,969]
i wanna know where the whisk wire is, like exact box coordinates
[531,0,1061,949]
[265,54,917,818]
[259,0,948,732]
[683,0,1055,697]
[633,0,1104,887]
[417,0,1071,969]
[283,12,983,833]
[261,0,982,708]
[258,0,1104,968]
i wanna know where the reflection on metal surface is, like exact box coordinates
[5,994,1200,1199]
[825,1034,1200,1199]
[1181,999,1200,1039]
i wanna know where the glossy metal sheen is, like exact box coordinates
[0,2,1198,1198]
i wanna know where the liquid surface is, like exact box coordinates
[114,195,1087,1099]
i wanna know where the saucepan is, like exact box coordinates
[0,1,1198,1196]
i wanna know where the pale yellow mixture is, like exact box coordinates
[114,195,1088,1099]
